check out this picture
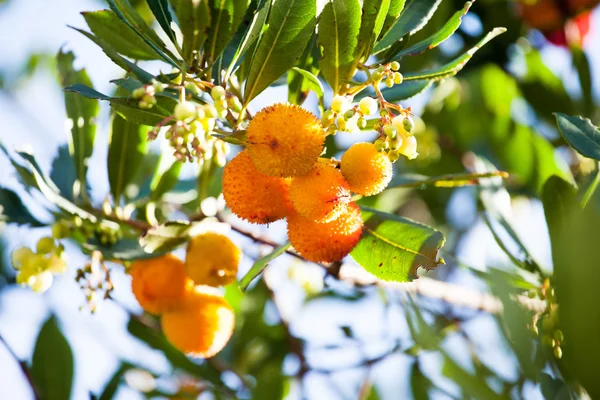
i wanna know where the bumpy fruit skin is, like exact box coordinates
[246,103,325,177]
[289,162,351,223]
[130,254,191,315]
[222,150,293,223]
[185,233,241,287]
[287,203,363,263]
[161,287,234,358]
[341,142,393,196]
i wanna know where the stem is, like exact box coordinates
[581,162,600,208]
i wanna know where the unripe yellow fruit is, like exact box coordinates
[130,254,192,315]
[287,203,363,263]
[341,142,393,196]
[222,150,293,224]
[398,135,418,159]
[289,161,351,223]
[161,287,234,358]
[185,233,241,287]
[246,103,325,177]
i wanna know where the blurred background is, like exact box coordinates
[1,0,599,399]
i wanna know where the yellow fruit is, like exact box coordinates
[222,150,293,224]
[287,203,363,263]
[341,142,393,196]
[130,254,191,315]
[246,103,325,177]
[161,287,234,358]
[289,161,351,223]
[185,233,241,287]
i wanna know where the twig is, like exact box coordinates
[0,333,40,399]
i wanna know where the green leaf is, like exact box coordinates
[108,113,149,203]
[318,0,362,94]
[403,27,506,81]
[16,151,99,223]
[547,196,600,398]
[139,220,190,252]
[243,0,316,105]
[290,67,323,99]
[374,0,442,54]
[205,0,250,64]
[31,317,74,400]
[107,0,180,66]
[111,100,173,126]
[150,155,183,200]
[356,79,431,102]
[572,47,593,116]
[57,50,99,203]
[389,171,508,188]
[146,0,178,44]
[64,83,112,100]
[392,1,472,59]
[82,10,160,60]
[0,188,43,226]
[555,113,600,161]
[169,0,211,63]
[83,238,164,261]
[98,363,134,400]
[378,0,405,40]
[50,145,78,201]
[70,27,156,83]
[240,243,290,291]
[224,0,271,82]
[355,0,391,62]
[351,207,445,282]
[287,34,320,105]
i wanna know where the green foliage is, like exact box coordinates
[0,188,43,226]
[319,0,362,94]
[555,113,600,161]
[243,0,316,105]
[239,243,291,291]
[169,0,211,63]
[351,208,445,282]
[31,317,74,400]
[56,50,99,203]
[82,10,160,60]
[108,113,149,203]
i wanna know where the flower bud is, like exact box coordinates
[393,72,403,85]
[398,135,418,159]
[211,85,226,100]
[403,115,415,134]
[383,124,398,139]
[390,61,400,71]
[36,237,55,254]
[357,117,367,129]
[385,77,394,88]
[331,95,349,113]
[132,87,147,99]
[174,101,197,121]
[359,97,378,116]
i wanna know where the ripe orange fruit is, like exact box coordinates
[185,233,241,287]
[161,286,234,358]
[222,150,293,224]
[287,203,363,263]
[130,254,191,315]
[341,142,393,196]
[246,103,325,177]
[289,161,351,223]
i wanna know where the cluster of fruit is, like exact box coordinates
[11,237,67,293]
[145,85,231,164]
[222,102,414,263]
[130,232,240,357]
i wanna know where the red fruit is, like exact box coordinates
[543,12,591,47]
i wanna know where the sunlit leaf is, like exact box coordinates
[82,10,160,60]
[374,0,442,54]
[243,0,316,105]
[169,0,211,63]
[404,28,506,81]
[239,243,290,291]
[0,188,43,226]
[355,0,391,62]
[319,0,362,94]
[351,207,445,282]
[146,0,178,44]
